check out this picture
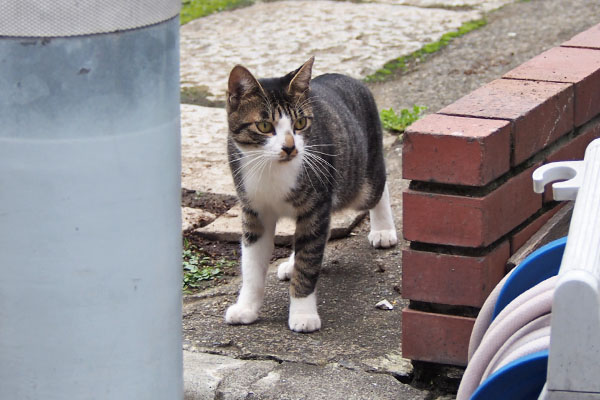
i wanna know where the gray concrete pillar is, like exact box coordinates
[0,1,183,399]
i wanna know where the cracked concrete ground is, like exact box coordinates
[181,0,600,398]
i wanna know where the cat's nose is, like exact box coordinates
[282,145,296,155]
[280,133,297,159]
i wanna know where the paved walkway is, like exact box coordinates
[180,0,510,103]
[180,0,600,398]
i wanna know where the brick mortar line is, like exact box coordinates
[500,76,577,85]
[560,45,600,51]
[407,301,479,319]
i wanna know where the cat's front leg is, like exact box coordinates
[288,208,331,333]
[225,209,276,325]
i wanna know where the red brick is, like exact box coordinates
[510,204,564,253]
[402,308,475,366]
[440,79,574,165]
[403,114,511,186]
[403,166,541,247]
[402,240,509,307]
[542,120,600,202]
[504,47,600,127]
[562,22,600,50]
[547,120,600,163]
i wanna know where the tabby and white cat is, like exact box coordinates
[224,57,397,333]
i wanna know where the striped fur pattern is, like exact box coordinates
[224,57,397,332]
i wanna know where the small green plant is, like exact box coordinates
[366,18,487,82]
[181,0,253,25]
[380,106,427,133]
[182,240,231,290]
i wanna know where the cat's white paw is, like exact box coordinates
[289,292,320,332]
[277,258,294,281]
[225,303,259,325]
[368,229,398,249]
[289,312,321,333]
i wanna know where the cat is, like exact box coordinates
[224,57,397,333]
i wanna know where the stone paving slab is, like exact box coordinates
[183,351,278,400]
[184,350,427,400]
[180,0,514,102]
[195,204,366,245]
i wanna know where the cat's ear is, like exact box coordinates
[227,65,263,111]
[287,57,314,97]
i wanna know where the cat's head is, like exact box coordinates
[226,57,314,163]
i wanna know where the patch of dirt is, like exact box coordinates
[182,189,238,217]
[181,189,291,293]
[183,232,291,293]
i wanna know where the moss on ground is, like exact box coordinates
[365,18,487,83]
[181,85,225,108]
[181,0,254,25]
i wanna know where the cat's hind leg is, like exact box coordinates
[277,252,294,281]
[368,183,398,248]
[225,211,276,325]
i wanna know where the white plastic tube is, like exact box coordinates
[0,2,182,399]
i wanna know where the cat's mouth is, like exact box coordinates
[279,147,298,162]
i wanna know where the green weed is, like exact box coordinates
[380,106,427,133]
[182,240,232,291]
[365,18,487,82]
[181,0,254,25]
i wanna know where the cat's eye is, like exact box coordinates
[294,117,307,131]
[256,121,274,134]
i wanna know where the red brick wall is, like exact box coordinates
[401,23,600,367]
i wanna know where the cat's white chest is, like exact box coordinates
[241,156,302,217]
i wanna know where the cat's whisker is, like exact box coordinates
[306,150,341,176]
[303,157,328,188]
[303,154,335,187]
[229,151,267,164]
[301,163,317,193]
[232,155,261,176]
[299,152,325,186]
[304,151,341,181]
[302,145,339,157]
[303,148,338,157]
[235,154,268,181]
[242,156,268,182]
[303,144,334,149]
[305,159,337,188]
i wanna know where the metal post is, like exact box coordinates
[0,1,183,398]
